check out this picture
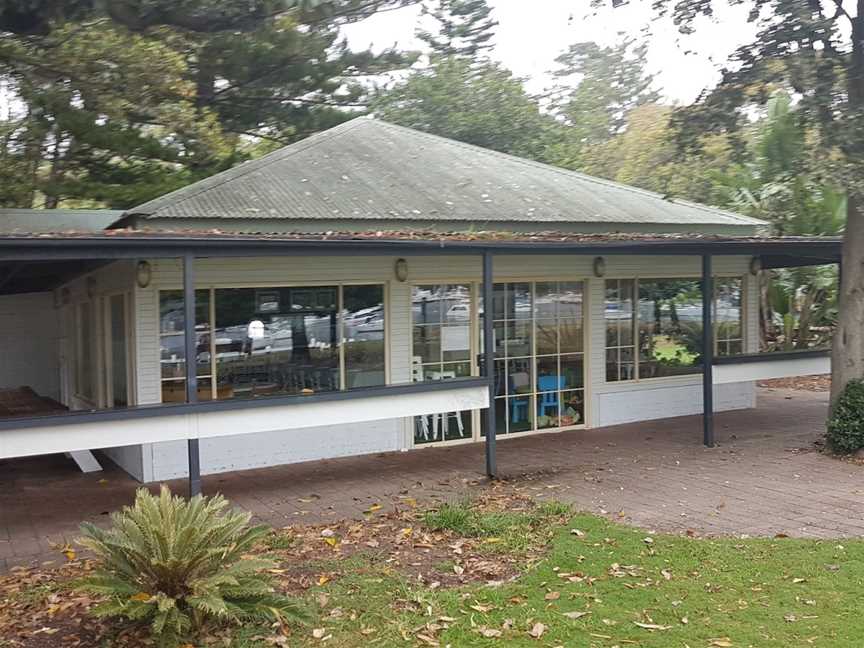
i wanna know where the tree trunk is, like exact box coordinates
[832,8,864,405]
[831,196,864,403]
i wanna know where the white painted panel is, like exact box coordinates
[0,292,60,400]
[714,356,830,384]
[150,419,403,480]
[596,381,755,427]
[0,384,488,460]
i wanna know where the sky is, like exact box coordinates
[342,0,761,105]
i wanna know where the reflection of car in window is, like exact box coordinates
[446,303,470,321]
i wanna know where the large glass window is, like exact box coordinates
[412,284,474,444]
[159,285,385,403]
[715,278,744,356]
[605,277,744,382]
[486,281,586,437]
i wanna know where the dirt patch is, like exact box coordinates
[267,488,553,593]
[759,374,831,392]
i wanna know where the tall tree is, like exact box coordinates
[603,0,863,404]
[550,38,659,146]
[373,57,557,160]
[0,1,417,208]
[416,0,497,59]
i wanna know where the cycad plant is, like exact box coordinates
[76,486,303,647]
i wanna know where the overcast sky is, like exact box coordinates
[343,0,761,104]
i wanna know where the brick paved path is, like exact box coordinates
[2,388,861,572]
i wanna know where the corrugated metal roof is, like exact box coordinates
[127,118,766,229]
[0,209,123,233]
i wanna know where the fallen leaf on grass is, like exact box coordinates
[634,622,672,630]
[528,622,546,639]
[710,639,734,647]
[562,611,590,620]
[478,627,502,638]
[544,591,560,601]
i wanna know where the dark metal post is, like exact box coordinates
[482,251,496,478]
[183,254,202,497]
[701,254,714,447]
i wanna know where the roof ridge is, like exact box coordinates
[128,117,371,217]
[368,119,763,226]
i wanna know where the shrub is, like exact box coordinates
[76,486,304,648]
[826,379,864,453]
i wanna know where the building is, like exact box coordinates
[0,118,839,489]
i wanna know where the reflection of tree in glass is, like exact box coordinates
[639,279,703,372]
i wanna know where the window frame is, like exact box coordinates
[603,274,747,385]
[158,281,389,402]
[487,279,588,438]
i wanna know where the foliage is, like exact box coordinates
[423,498,571,552]
[373,56,559,160]
[826,379,864,453]
[75,486,304,648]
[0,0,418,208]
[416,0,497,59]
[286,511,864,646]
[549,38,659,150]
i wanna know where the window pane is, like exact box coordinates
[604,279,635,382]
[560,354,584,389]
[214,287,339,398]
[511,283,532,319]
[505,319,532,357]
[159,289,210,334]
[715,277,743,357]
[638,279,703,378]
[535,356,558,387]
[535,319,558,356]
[559,318,583,353]
[558,282,584,319]
[507,396,533,433]
[507,358,533,394]
[560,390,584,427]
[413,286,442,325]
[412,325,440,364]
[343,285,385,388]
[442,324,471,362]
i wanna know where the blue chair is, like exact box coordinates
[508,375,529,423]
[537,375,564,416]
[511,395,529,423]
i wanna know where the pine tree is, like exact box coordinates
[416,0,497,59]
[0,1,417,208]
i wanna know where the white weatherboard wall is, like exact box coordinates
[0,292,59,400]
[129,253,758,482]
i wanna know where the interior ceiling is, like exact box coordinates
[0,260,110,296]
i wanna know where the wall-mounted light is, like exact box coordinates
[593,256,606,278]
[749,256,762,276]
[136,260,153,288]
[394,258,409,282]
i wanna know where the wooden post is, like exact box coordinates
[183,254,202,497]
[482,251,496,477]
[701,254,714,447]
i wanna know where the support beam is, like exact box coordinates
[183,254,202,497]
[701,254,714,447]
[482,251,496,477]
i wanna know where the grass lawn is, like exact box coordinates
[276,514,863,647]
[3,493,863,647]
